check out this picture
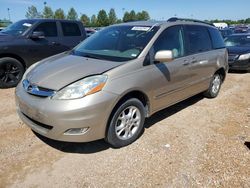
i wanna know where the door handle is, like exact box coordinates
[51,41,60,46]
[190,60,198,64]
[182,60,190,66]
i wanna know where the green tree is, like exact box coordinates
[238,19,245,24]
[43,6,54,18]
[67,7,78,20]
[116,19,122,24]
[123,11,130,22]
[245,18,250,24]
[97,9,109,26]
[129,10,137,21]
[25,5,41,19]
[90,14,97,26]
[108,8,117,25]
[123,10,137,22]
[80,14,90,26]
[137,10,150,21]
[54,8,65,19]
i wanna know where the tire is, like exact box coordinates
[203,73,222,98]
[106,98,146,148]
[0,57,25,88]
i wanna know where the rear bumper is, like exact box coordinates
[15,83,118,142]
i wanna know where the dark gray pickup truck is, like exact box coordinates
[0,19,86,88]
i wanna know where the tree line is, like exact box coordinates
[208,19,250,25]
[25,5,150,27]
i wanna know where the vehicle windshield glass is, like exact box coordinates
[0,20,35,36]
[225,35,250,47]
[72,25,159,62]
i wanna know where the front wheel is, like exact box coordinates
[0,57,25,88]
[106,98,146,148]
[203,73,222,98]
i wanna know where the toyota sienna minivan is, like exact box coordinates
[16,18,228,147]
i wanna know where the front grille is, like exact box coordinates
[22,79,55,97]
[22,112,53,130]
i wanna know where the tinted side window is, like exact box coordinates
[185,25,212,54]
[61,22,81,36]
[153,25,185,58]
[34,22,57,37]
[209,28,225,49]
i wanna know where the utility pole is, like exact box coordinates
[43,1,47,7]
[7,8,10,21]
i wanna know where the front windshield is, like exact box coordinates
[225,35,250,47]
[72,25,159,62]
[0,20,35,36]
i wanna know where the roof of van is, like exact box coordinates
[116,18,215,28]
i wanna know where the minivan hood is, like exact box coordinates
[26,53,125,90]
[227,46,250,55]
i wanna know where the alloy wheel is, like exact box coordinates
[115,106,141,140]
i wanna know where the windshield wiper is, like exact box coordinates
[71,50,101,60]
[82,54,101,60]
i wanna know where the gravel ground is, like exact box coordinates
[0,73,249,188]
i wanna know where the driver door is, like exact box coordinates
[148,25,194,112]
[26,21,67,65]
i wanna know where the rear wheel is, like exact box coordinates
[106,98,145,148]
[0,57,24,88]
[203,73,222,98]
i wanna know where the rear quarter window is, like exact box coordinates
[209,28,225,49]
[185,25,212,54]
[61,22,81,36]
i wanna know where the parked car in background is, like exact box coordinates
[219,28,233,38]
[234,26,249,33]
[85,28,96,37]
[16,18,228,148]
[225,33,250,71]
[0,19,86,88]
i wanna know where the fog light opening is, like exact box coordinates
[64,127,89,135]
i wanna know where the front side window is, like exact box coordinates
[33,22,57,37]
[72,25,159,62]
[209,28,225,49]
[185,25,212,54]
[152,25,185,58]
[61,22,81,36]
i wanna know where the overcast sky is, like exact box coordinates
[0,0,249,22]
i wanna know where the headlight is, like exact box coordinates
[238,53,250,60]
[52,75,108,100]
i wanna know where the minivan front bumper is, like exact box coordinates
[15,83,118,142]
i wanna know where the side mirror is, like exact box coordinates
[30,31,45,39]
[154,50,173,63]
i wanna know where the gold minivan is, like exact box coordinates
[16,18,228,147]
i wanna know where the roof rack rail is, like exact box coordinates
[167,17,214,27]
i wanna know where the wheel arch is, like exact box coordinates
[105,90,150,136]
[215,67,226,82]
[0,53,26,69]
